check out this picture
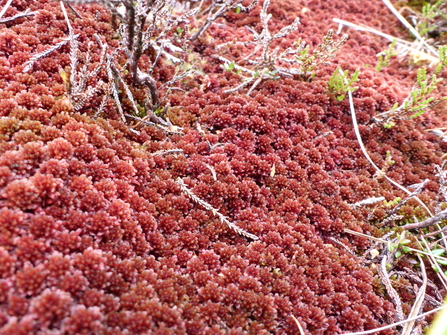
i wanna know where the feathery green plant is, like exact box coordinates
[376,39,398,71]
[328,68,360,101]
[374,45,447,127]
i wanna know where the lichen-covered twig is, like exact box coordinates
[176,178,259,240]
[62,4,109,112]
[349,196,385,208]
[0,7,35,23]
[23,38,71,73]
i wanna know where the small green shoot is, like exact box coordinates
[417,0,445,38]
[154,106,164,117]
[267,69,280,80]
[223,61,236,72]
[293,31,348,79]
[376,39,398,72]
[374,46,447,125]
[222,61,242,75]
[383,122,395,129]
[388,231,412,259]
[435,45,447,75]
[328,68,360,101]
[406,67,444,118]
[175,27,184,38]
[384,197,401,208]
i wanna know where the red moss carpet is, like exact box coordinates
[1,0,446,334]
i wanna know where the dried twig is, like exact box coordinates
[380,0,438,58]
[190,0,257,40]
[342,304,446,335]
[403,208,447,230]
[176,178,259,240]
[346,82,433,217]
[61,3,108,112]
[333,18,412,45]
[387,180,429,217]
[152,149,184,156]
[59,0,197,121]
[349,196,385,208]
[401,254,427,335]
[217,0,346,95]
[0,7,35,23]
[124,114,183,134]
[328,237,356,257]
[23,38,71,73]
[378,252,405,321]
[0,0,13,19]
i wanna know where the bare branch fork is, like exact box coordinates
[190,0,258,41]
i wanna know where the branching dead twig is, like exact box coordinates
[61,4,110,112]
[0,7,36,23]
[403,162,447,230]
[55,0,198,125]
[217,0,346,95]
[190,0,257,40]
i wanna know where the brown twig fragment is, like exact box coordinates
[403,208,447,230]
[176,178,259,240]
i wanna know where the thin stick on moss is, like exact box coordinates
[403,208,447,230]
[419,237,447,290]
[290,315,305,335]
[333,18,412,45]
[380,0,438,58]
[402,254,427,335]
[0,0,13,19]
[346,79,433,217]
[176,177,259,240]
[342,304,446,335]
[344,228,447,262]
[378,253,405,321]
